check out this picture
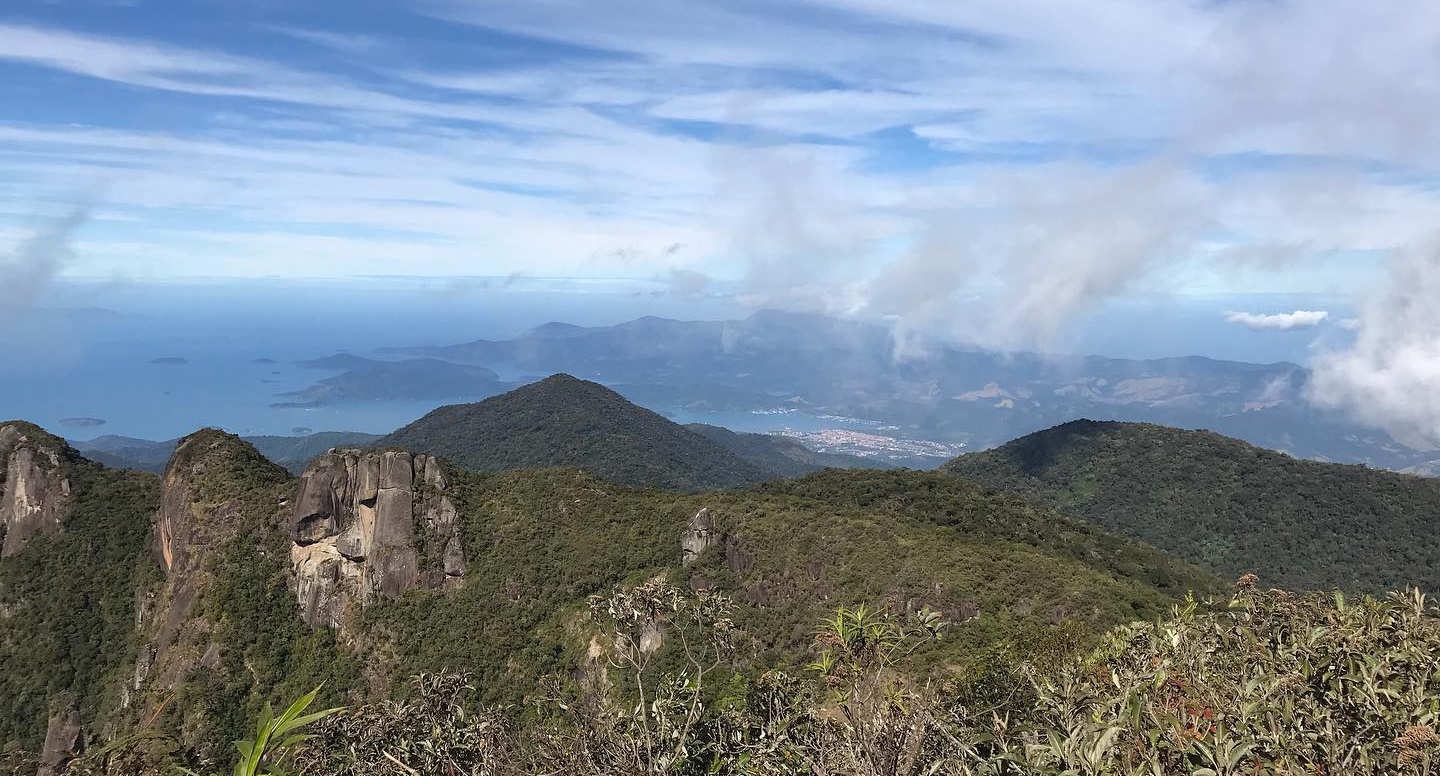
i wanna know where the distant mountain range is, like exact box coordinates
[273,355,506,408]
[76,377,878,484]
[72,431,383,473]
[946,420,1440,594]
[250,308,1435,471]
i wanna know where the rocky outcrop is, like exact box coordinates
[680,507,716,567]
[289,449,466,631]
[130,430,289,729]
[0,423,73,557]
[36,704,81,776]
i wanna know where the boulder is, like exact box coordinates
[37,704,81,776]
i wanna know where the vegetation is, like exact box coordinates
[85,579,1439,775]
[378,374,768,491]
[0,449,160,754]
[683,423,882,477]
[162,432,358,763]
[362,465,1215,711]
[13,413,1438,775]
[179,686,340,776]
[945,419,1440,593]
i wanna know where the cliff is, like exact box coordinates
[0,422,75,556]
[289,448,466,631]
[127,430,292,747]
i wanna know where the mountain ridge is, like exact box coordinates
[944,419,1440,593]
[0,415,1219,771]
[369,309,1426,470]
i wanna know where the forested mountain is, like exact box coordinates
[945,419,1440,593]
[0,417,1217,773]
[378,374,771,491]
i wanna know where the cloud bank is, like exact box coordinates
[1225,310,1330,331]
[1310,246,1440,449]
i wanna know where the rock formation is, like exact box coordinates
[289,449,465,631]
[36,704,81,776]
[129,429,289,731]
[0,423,73,557]
[680,507,716,567]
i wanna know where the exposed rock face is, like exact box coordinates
[37,704,81,776]
[289,449,466,630]
[0,423,73,557]
[130,429,289,737]
[680,507,716,567]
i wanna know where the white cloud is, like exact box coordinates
[1310,245,1440,449]
[1224,310,1330,331]
[0,0,1435,317]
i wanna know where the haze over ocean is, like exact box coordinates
[5,277,1353,441]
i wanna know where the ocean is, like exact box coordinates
[2,277,1349,442]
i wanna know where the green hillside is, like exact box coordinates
[1,417,1219,772]
[682,423,883,476]
[378,374,769,491]
[945,419,1440,593]
[0,424,161,753]
[367,466,1217,702]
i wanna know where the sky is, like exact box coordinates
[1,0,1439,441]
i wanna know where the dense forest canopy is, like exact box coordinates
[946,419,1440,593]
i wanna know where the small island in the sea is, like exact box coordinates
[150,357,189,365]
[250,357,277,364]
[58,417,107,428]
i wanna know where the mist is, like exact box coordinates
[1310,246,1440,449]
[713,0,1440,444]
[0,205,89,329]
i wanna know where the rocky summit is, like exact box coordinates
[0,422,73,557]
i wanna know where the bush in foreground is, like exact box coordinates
[59,579,1440,775]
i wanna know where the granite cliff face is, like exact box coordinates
[680,507,715,567]
[289,449,466,631]
[0,422,73,557]
[128,430,290,730]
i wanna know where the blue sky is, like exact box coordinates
[1,0,1439,441]
[0,1,1437,334]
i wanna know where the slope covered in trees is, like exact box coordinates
[0,425,160,755]
[2,417,1219,773]
[378,374,769,491]
[945,419,1440,593]
[682,423,882,477]
[364,466,1216,703]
